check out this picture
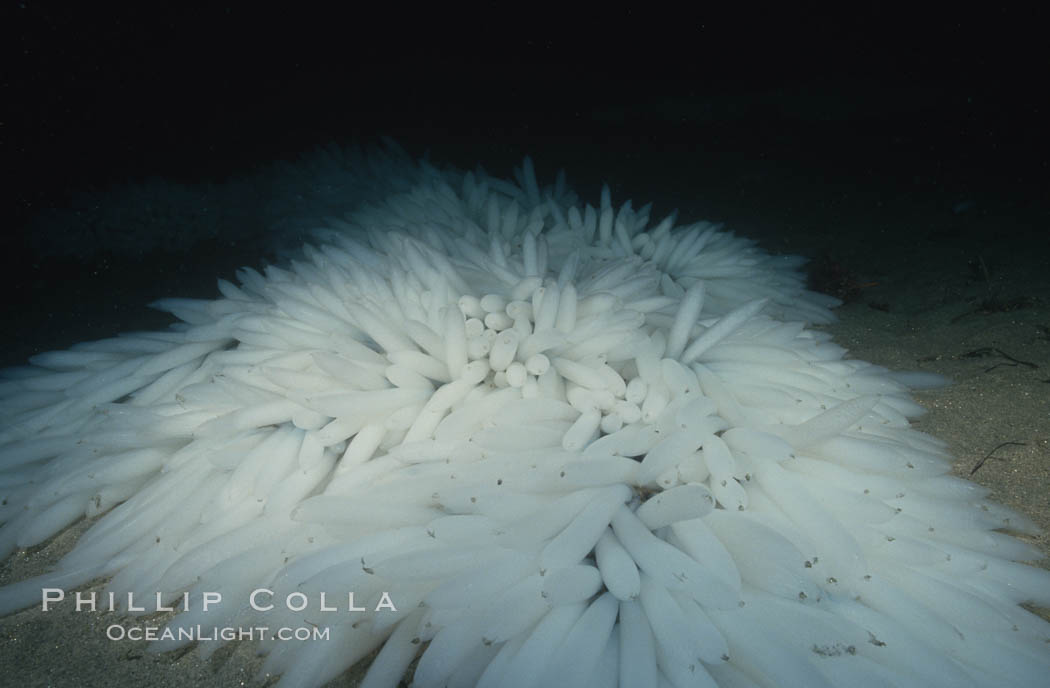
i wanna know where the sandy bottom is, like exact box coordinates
[1,148,1047,687]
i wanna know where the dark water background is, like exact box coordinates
[5,5,1045,370]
